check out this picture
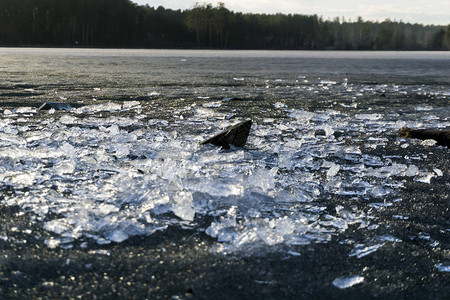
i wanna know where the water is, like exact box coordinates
[0,49,449,257]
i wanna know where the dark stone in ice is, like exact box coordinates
[399,127,450,148]
[315,129,326,137]
[39,102,72,111]
[201,120,252,149]
[333,131,344,139]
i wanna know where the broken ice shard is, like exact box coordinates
[222,97,243,101]
[435,263,450,272]
[39,102,72,111]
[201,120,252,149]
[332,276,364,289]
[398,127,450,148]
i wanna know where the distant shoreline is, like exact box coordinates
[1,0,448,51]
[0,46,449,52]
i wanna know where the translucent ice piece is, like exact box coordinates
[433,168,443,176]
[122,101,141,109]
[405,165,419,177]
[376,235,402,243]
[320,215,348,231]
[88,249,110,256]
[369,202,393,209]
[247,167,278,193]
[421,139,437,146]
[171,191,195,221]
[332,276,364,289]
[273,102,287,109]
[105,230,129,243]
[369,163,407,178]
[319,80,337,85]
[45,238,61,249]
[289,110,315,122]
[54,159,76,175]
[369,186,391,198]
[355,113,382,120]
[257,227,285,245]
[360,154,384,167]
[349,243,384,258]
[327,163,340,178]
[206,206,238,238]
[415,172,434,184]
[414,105,433,111]
[15,107,37,114]
[90,102,123,112]
[10,172,36,185]
[202,101,222,108]
[195,107,218,118]
[435,263,450,272]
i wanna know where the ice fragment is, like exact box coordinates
[433,168,443,176]
[326,163,340,178]
[332,276,364,289]
[435,263,450,272]
[350,243,384,258]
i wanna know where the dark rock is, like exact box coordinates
[315,129,326,137]
[201,120,252,149]
[333,131,344,139]
[39,102,72,111]
[399,127,450,148]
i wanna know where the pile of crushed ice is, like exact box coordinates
[0,93,446,255]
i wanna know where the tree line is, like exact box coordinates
[1,0,449,50]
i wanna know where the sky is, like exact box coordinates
[132,0,450,25]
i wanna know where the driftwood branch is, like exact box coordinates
[398,127,450,147]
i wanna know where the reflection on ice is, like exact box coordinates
[0,89,446,254]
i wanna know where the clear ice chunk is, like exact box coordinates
[202,101,222,108]
[405,165,419,177]
[45,238,61,249]
[349,243,384,258]
[332,276,364,289]
[421,139,437,146]
[289,109,315,122]
[435,263,450,272]
[105,230,129,243]
[326,163,340,178]
[433,168,443,176]
[171,191,195,221]
[355,113,382,120]
[415,172,435,184]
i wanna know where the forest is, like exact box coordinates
[0,0,449,50]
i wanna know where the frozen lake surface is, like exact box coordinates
[0,49,449,298]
